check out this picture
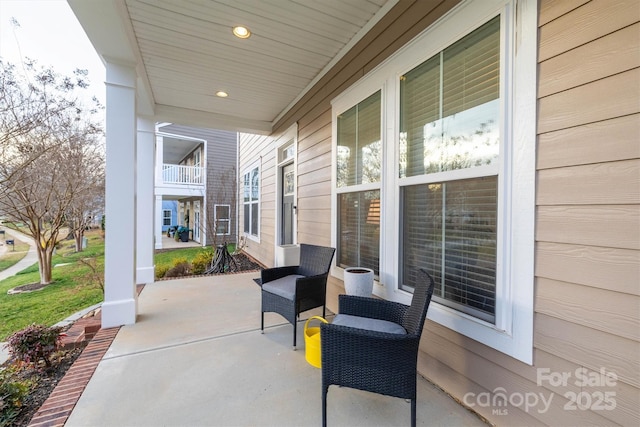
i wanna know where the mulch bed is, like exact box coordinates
[2,345,86,427]
[6,282,49,294]
[159,251,264,280]
[223,252,264,272]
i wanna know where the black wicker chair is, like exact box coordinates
[260,243,335,348]
[320,268,435,427]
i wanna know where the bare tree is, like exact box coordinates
[65,140,105,252]
[0,59,103,285]
[205,166,237,249]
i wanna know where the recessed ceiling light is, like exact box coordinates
[232,26,251,39]
[215,91,228,98]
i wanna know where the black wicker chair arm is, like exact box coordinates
[260,265,299,284]
[295,273,328,298]
[338,294,408,325]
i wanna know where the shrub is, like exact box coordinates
[0,365,34,427]
[191,248,214,275]
[172,257,188,266]
[155,264,170,279]
[6,324,63,368]
[163,258,191,278]
[78,257,104,291]
[164,262,191,278]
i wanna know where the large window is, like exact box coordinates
[331,0,536,363]
[336,91,381,274]
[400,17,500,323]
[243,165,259,238]
[214,204,231,235]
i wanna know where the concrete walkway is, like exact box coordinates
[0,228,38,365]
[0,228,38,282]
[65,273,486,427]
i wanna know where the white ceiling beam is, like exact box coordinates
[154,104,272,135]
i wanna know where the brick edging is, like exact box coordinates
[27,327,120,427]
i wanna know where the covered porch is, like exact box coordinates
[63,273,485,426]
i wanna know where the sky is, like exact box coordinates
[0,0,106,105]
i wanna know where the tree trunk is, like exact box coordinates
[36,244,54,285]
[75,230,85,252]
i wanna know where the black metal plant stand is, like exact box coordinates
[205,243,237,274]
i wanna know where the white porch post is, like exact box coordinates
[102,61,138,328]
[136,117,155,284]
[155,132,164,186]
[155,195,164,249]
[154,132,164,249]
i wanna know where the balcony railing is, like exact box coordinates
[162,164,204,185]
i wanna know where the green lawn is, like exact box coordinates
[0,231,105,340]
[154,246,204,269]
[154,244,235,277]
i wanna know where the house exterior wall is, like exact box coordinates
[162,124,238,246]
[161,200,177,232]
[239,1,640,425]
[531,1,640,425]
[238,132,277,263]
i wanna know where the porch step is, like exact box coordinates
[60,309,102,350]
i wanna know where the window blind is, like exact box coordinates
[398,17,500,321]
[337,91,381,187]
[400,16,500,177]
[402,177,497,322]
[336,90,382,273]
[338,190,380,274]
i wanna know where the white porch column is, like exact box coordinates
[102,61,138,328]
[136,117,155,284]
[155,132,164,186]
[155,195,164,249]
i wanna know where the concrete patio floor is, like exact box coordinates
[65,272,487,427]
[159,234,202,249]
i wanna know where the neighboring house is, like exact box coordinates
[160,200,177,233]
[70,0,639,426]
[154,124,238,249]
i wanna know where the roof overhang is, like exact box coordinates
[68,0,398,135]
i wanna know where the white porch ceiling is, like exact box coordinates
[68,0,396,134]
[161,136,201,164]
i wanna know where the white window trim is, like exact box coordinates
[330,0,536,364]
[243,160,261,242]
[274,124,298,249]
[214,204,231,236]
[334,90,384,275]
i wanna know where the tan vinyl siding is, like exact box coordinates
[240,0,640,425]
[296,112,332,249]
[238,132,275,265]
[532,1,640,426]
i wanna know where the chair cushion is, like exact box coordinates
[262,275,305,300]
[332,314,407,335]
